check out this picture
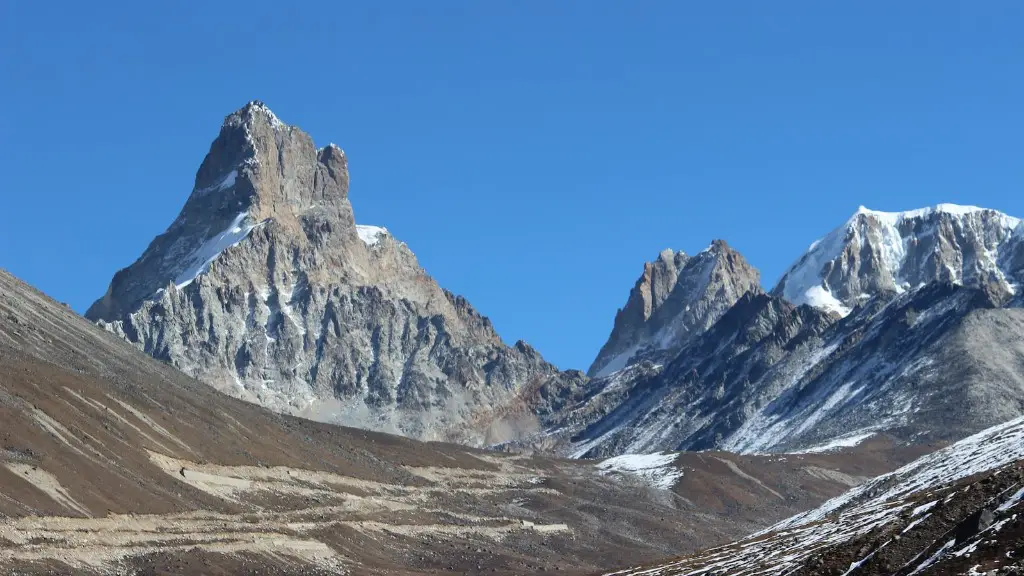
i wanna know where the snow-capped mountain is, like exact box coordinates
[515,206,1024,458]
[86,101,579,444]
[588,241,761,377]
[774,204,1024,316]
[605,416,1024,575]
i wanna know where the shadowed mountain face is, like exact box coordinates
[0,269,907,575]
[85,102,578,444]
[568,284,1024,458]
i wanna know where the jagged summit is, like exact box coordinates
[233,99,285,128]
[774,203,1024,315]
[86,101,576,443]
[87,101,355,321]
[587,239,761,377]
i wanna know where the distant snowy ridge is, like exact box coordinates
[859,203,1021,227]
[774,203,1023,316]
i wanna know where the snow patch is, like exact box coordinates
[911,500,938,516]
[593,343,641,378]
[174,212,259,289]
[796,431,876,454]
[596,452,682,490]
[249,101,284,130]
[192,170,237,197]
[996,485,1024,513]
[356,225,388,247]
[803,286,851,316]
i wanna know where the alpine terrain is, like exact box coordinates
[85,101,580,445]
[65,100,1024,575]
[0,268,904,575]
[513,205,1024,459]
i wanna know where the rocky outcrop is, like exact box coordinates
[86,101,576,443]
[588,240,762,377]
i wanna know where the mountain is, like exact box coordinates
[85,101,577,445]
[0,268,906,575]
[587,241,761,377]
[524,205,1024,458]
[774,204,1024,315]
[604,415,1024,575]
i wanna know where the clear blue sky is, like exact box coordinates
[1,3,1022,371]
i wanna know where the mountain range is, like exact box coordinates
[83,103,1024,462]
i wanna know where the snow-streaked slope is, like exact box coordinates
[772,415,1024,531]
[534,278,1024,460]
[604,416,1024,576]
[775,204,1023,316]
[173,212,262,289]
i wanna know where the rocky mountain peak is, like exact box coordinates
[86,101,359,321]
[85,101,576,442]
[587,239,762,377]
[773,203,1023,315]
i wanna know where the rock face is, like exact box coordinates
[587,241,762,377]
[86,102,575,443]
[774,204,1024,315]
